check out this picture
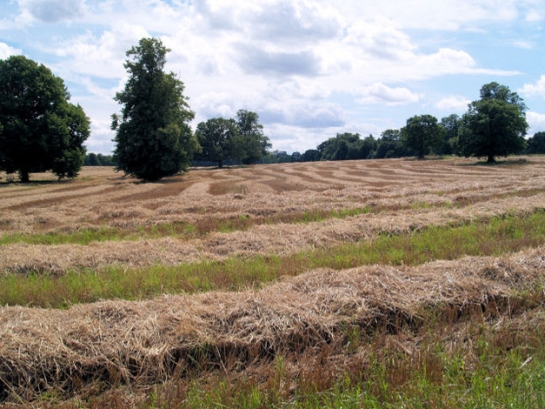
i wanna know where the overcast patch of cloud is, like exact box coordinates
[235,44,321,77]
[19,0,87,23]
[250,0,340,44]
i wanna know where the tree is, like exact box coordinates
[359,135,377,159]
[437,114,460,156]
[301,149,320,162]
[0,55,90,182]
[318,133,362,161]
[401,115,443,159]
[526,132,545,154]
[194,117,240,167]
[235,110,271,164]
[455,82,528,163]
[375,129,412,159]
[112,38,198,181]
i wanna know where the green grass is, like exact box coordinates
[0,207,374,246]
[2,210,545,308]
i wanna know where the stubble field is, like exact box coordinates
[1,157,545,407]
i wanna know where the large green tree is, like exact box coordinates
[0,55,90,182]
[112,38,198,181]
[456,82,528,163]
[401,114,443,159]
[236,109,271,164]
[194,117,240,168]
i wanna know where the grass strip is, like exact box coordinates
[0,206,373,245]
[1,188,543,246]
[1,210,545,308]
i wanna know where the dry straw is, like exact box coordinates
[1,246,544,400]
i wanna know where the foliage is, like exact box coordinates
[84,153,116,166]
[401,114,443,159]
[0,55,90,182]
[318,133,362,160]
[194,117,240,168]
[437,114,460,155]
[525,131,545,154]
[373,130,411,159]
[455,82,528,163]
[112,38,198,181]
[301,149,321,162]
[194,110,270,167]
[236,109,271,164]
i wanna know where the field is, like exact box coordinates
[1,157,545,407]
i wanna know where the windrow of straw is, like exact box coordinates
[1,191,544,276]
[1,245,544,401]
[1,158,544,237]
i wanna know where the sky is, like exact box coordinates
[1,0,545,155]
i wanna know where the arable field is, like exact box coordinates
[1,157,545,407]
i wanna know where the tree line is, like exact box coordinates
[267,84,544,164]
[1,36,543,182]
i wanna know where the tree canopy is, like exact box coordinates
[194,110,270,167]
[401,114,443,159]
[112,38,199,181]
[0,55,90,182]
[194,117,240,168]
[236,110,271,164]
[525,132,545,154]
[455,82,528,163]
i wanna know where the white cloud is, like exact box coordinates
[0,43,22,59]
[54,23,150,79]
[344,19,415,61]
[527,111,545,134]
[18,0,87,23]
[358,83,421,105]
[520,75,545,98]
[436,95,471,112]
[0,0,540,155]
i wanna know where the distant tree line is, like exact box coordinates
[266,83,543,164]
[83,153,116,166]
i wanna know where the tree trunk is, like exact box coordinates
[487,155,495,163]
[19,170,30,183]
[218,159,223,168]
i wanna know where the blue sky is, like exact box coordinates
[1,0,545,155]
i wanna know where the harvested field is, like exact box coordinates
[1,157,545,406]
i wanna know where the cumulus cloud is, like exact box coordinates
[436,95,471,112]
[55,23,150,78]
[526,111,545,134]
[1,0,538,155]
[358,83,420,105]
[250,0,340,44]
[344,20,415,61]
[519,76,545,98]
[19,0,87,23]
[0,43,22,59]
